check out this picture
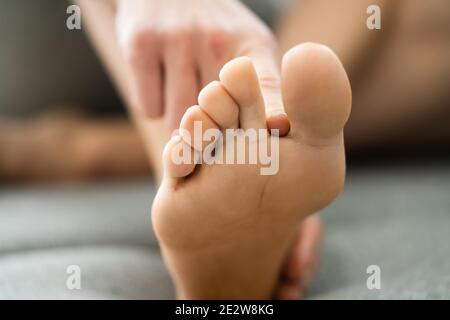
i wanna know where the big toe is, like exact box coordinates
[282,43,351,145]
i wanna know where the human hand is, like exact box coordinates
[116,0,315,299]
[115,0,289,133]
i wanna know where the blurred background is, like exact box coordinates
[0,0,449,299]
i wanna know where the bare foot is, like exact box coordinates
[152,43,351,299]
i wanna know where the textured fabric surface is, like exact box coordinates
[309,165,450,299]
[0,165,449,299]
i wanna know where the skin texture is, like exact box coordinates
[0,113,149,182]
[1,0,448,298]
[114,0,289,134]
[76,0,316,299]
[153,44,351,299]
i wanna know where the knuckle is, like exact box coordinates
[163,29,195,71]
[204,28,235,55]
[205,29,226,47]
[123,27,159,66]
[164,27,194,47]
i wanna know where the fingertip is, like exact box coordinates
[129,59,163,118]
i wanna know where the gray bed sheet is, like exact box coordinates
[0,165,449,299]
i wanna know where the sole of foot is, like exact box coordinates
[152,42,351,299]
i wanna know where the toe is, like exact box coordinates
[179,105,220,151]
[282,43,351,145]
[219,57,267,130]
[162,135,198,182]
[198,81,239,129]
[267,112,291,137]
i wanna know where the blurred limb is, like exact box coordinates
[76,0,168,181]
[276,0,450,152]
[0,1,166,183]
[343,0,450,150]
[0,112,149,182]
[276,0,394,80]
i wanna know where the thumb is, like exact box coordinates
[246,46,290,136]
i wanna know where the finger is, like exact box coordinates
[245,46,290,136]
[127,44,163,118]
[196,29,233,87]
[163,36,199,131]
[197,46,224,87]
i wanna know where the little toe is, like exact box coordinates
[162,135,198,182]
